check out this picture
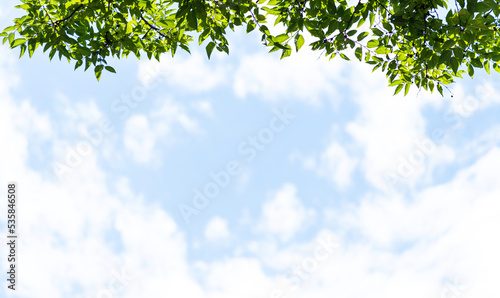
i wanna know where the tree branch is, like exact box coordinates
[140,15,169,40]
[55,4,84,26]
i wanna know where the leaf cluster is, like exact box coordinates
[3,0,500,93]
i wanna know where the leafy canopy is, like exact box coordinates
[2,0,500,95]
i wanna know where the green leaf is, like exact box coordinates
[10,38,26,48]
[95,65,103,81]
[493,63,500,73]
[484,60,490,75]
[74,60,83,70]
[442,40,455,50]
[450,58,459,74]
[0,0,490,92]
[355,47,362,61]
[187,11,198,29]
[421,48,433,60]
[256,14,266,22]
[268,45,279,53]
[437,84,444,96]
[394,84,403,95]
[294,34,304,52]
[27,39,36,58]
[2,25,16,32]
[357,16,366,28]
[339,53,350,61]
[126,23,133,35]
[439,50,452,65]
[199,29,210,45]
[372,28,384,36]
[77,47,91,56]
[84,58,91,71]
[14,3,30,9]
[367,40,379,48]
[19,44,26,58]
[280,47,291,59]
[49,48,56,61]
[206,41,215,59]
[369,12,375,26]
[246,21,256,33]
[357,32,369,41]
[382,22,392,32]
[105,66,116,73]
[468,63,474,77]
[274,33,288,43]
[375,46,390,55]
[404,83,410,96]
[471,58,482,68]
[179,43,191,54]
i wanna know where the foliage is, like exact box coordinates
[2,0,500,94]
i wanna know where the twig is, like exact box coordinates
[43,5,57,28]
[55,4,84,26]
[140,15,169,40]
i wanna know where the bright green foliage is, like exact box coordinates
[2,0,500,94]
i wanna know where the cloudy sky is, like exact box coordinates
[1,1,500,297]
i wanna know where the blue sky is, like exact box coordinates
[1,1,500,297]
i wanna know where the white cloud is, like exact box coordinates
[318,142,358,188]
[123,115,157,164]
[323,147,500,298]
[13,100,53,140]
[343,62,443,191]
[458,124,500,160]
[122,98,201,164]
[291,133,357,188]
[191,100,215,118]
[205,216,230,241]
[0,74,205,297]
[447,78,500,115]
[199,258,274,298]
[233,49,346,104]
[474,78,500,109]
[235,168,251,193]
[2,23,500,298]
[138,51,228,93]
[0,45,19,90]
[152,99,201,135]
[55,94,104,136]
[245,229,341,272]
[258,183,315,241]
[300,141,357,189]
[236,148,500,298]
[343,63,500,194]
[420,143,456,185]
